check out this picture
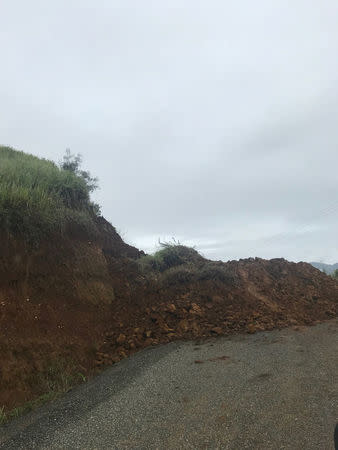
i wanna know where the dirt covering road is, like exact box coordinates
[1,319,338,450]
[2,218,338,412]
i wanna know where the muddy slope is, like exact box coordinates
[1,220,337,412]
[0,219,142,410]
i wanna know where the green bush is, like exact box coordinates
[0,146,99,244]
[159,264,197,286]
[138,242,204,273]
[138,241,239,288]
[332,269,338,280]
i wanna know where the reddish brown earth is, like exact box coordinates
[1,218,338,412]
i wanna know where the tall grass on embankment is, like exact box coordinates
[0,146,99,244]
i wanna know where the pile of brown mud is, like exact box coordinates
[1,217,337,412]
[97,254,338,366]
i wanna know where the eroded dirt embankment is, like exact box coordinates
[1,219,337,411]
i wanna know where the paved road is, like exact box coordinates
[1,320,338,449]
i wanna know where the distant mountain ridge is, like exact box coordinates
[310,262,338,274]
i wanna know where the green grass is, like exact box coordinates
[138,241,236,287]
[138,241,204,273]
[0,358,87,426]
[0,406,6,425]
[0,392,58,425]
[0,146,99,244]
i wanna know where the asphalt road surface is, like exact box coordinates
[1,319,338,449]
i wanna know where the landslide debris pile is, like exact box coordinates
[1,146,338,415]
[95,245,338,367]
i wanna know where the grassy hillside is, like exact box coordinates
[0,146,99,244]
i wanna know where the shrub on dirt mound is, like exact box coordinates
[159,260,238,287]
[138,242,204,272]
[138,243,238,288]
[0,146,99,244]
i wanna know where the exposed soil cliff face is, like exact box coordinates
[0,220,142,410]
[1,221,337,412]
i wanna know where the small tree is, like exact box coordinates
[60,149,101,216]
[61,149,98,193]
[332,269,338,280]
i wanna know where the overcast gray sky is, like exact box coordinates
[1,0,338,263]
